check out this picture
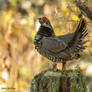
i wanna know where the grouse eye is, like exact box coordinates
[42,17,47,22]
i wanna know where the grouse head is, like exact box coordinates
[36,17,55,37]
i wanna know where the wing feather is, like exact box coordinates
[41,37,67,53]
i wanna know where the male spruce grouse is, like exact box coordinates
[34,17,88,70]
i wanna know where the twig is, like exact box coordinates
[73,0,92,21]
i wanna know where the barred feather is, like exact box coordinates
[68,18,88,53]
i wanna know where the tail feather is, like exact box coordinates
[79,40,89,45]
[68,18,88,53]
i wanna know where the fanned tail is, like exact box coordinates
[68,18,88,53]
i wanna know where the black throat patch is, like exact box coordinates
[37,26,55,37]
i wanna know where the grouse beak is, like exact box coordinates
[37,18,41,20]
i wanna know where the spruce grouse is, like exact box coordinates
[34,17,88,70]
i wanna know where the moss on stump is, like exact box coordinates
[30,69,87,92]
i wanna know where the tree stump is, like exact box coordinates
[30,69,87,92]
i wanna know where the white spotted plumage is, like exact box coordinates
[36,22,41,32]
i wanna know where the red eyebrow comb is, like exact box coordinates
[42,17,47,22]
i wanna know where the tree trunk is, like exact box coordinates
[30,69,87,92]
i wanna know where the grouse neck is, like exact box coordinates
[37,26,55,37]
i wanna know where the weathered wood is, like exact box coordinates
[30,69,87,92]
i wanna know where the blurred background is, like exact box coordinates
[0,0,91,92]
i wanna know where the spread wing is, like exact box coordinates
[41,37,67,53]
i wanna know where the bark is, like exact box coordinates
[30,69,87,92]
